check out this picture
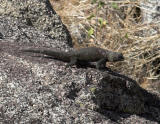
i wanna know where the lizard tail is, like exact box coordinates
[21,48,70,62]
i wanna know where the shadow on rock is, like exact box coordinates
[93,68,160,123]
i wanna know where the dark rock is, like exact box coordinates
[0,0,72,48]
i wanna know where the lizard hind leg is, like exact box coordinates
[65,57,78,68]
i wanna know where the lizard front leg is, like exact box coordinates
[66,57,78,68]
[96,58,107,69]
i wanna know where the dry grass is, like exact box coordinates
[50,0,160,84]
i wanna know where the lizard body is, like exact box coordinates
[21,47,124,69]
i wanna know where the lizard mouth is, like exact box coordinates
[119,56,124,61]
[120,55,124,61]
[115,53,124,61]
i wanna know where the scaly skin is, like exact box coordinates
[21,47,124,69]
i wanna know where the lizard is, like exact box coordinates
[20,47,124,69]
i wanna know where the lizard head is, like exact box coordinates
[108,52,124,62]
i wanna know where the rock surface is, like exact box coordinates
[0,0,160,123]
